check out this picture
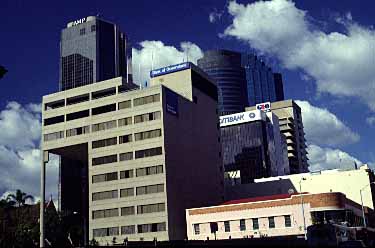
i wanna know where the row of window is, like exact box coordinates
[45,91,159,112]
[92,165,163,184]
[193,215,292,235]
[44,111,161,142]
[93,222,166,237]
[91,147,163,166]
[91,129,162,149]
[92,183,164,201]
[92,203,165,219]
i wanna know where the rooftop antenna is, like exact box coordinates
[138,63,142,89]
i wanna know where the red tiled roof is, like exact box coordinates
[221,192,309,205]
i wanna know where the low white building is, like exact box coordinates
[186,192,364,240]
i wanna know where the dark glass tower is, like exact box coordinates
[197,50,247,115]
[60,16,132,91]
[198,50,285,113]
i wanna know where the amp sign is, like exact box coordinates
[72,17,86,26]
[219,110,264,127]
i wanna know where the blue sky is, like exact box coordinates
[0,0,374,198]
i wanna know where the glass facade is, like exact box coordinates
[197,50,285,113]
[221,120,275,182]
[60,16,131,91]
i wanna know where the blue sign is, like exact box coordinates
[150,62,191,78]
[165,88,178,116]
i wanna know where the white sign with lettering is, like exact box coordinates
[219,110,265,127]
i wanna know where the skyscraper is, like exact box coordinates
[198,50,285,114]
[60,16,132,91]
[197,50,247,115]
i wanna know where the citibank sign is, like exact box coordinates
[219,110,264,127]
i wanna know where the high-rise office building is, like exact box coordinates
[198,50,285,114]
[197,50,247,115]
[220,110,289,185]
[247,100,309,174]
[41,63,223,245]
[60,16,132,91]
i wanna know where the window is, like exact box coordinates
[240,219,246,231]
[92,120,117,132]
[252,218,259,230]
[44,131,64,142]
[92,172,118,183]
[284,215,291,227]
[92,103,116,116]
[224,221,230,232]
[66,126,90,137]
[66,109,89,121]
[92,190,118,201]
[121,225,135,235]
[134,111,161,124]
[93,227,119,237]
[121,206,135,216]
[92,87,116,100]
[66,94,89,105]
[44,115,64,126]
[136,184,164,196]
[133,94,160,107]
[137,222,166,233]
[135,147,162,159]
[210,222,218,233]
[91,25,96,32]
[79,28,85,35]
[118,100,131,110]
[136,165,163,177]
[137,203,165,214]
[268,217,275,229]
[119,134,132,144]
[120,169,134,179]
[119,152,133,161]
[118,117,132,126]
[134,129,162,141]
[92,154,117,166]
[44,99,65,110]
[92,137,117,149]
[92,208,118,219]
[120,188,134,198]
[193,224,200,235]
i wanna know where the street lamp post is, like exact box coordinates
[359,182,375,228]
[299,177,307,240]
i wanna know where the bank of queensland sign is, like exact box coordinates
[150,62,191,78]
[220,110,264,127]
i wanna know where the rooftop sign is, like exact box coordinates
[150,62,191,78]
[220,110,264,127]
[256,102,271,112]
[72,17,86,26]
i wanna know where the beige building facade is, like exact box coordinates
[41,63,223,245]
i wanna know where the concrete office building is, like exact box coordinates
[225,165,375,215]
[247,100,308,174]
[186,192,365,240]
[220,110,289,185]
[197,50,284,115]
[60,16,132,91]
[41,62,223,245]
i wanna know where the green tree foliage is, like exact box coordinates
[0,66,7,79]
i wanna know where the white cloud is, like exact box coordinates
[132,40,203,85]
[307,144,363,171]
[0,102,58,202]
[209,9,224,23]
[366,116,375,126]
[223,0,375,111]
[296,100,360,147]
